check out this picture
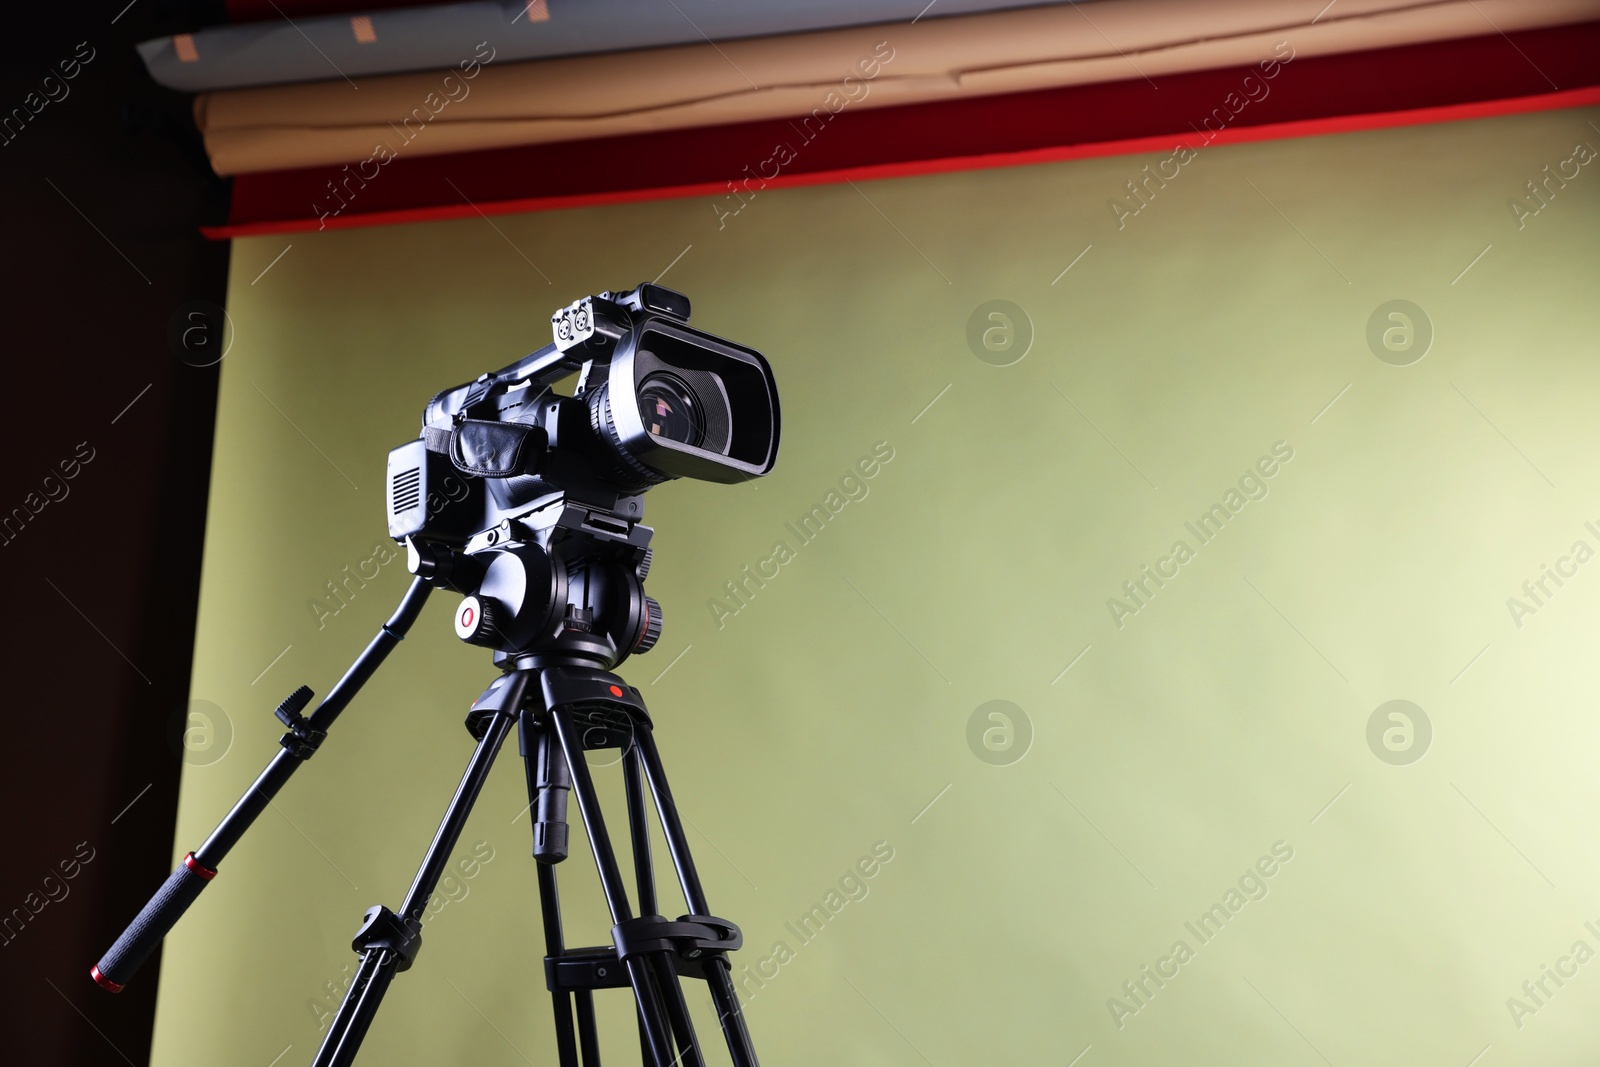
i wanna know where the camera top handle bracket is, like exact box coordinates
[426,284,690,430]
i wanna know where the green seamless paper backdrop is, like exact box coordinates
[154,106,1600,1065]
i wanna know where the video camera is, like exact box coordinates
[384,283,780,666]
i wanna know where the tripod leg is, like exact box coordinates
[703,958,760,1067]
[312,675,527,1067]
[523,710,582,1067]
[633,727,760,1067]
[576,989,603,1065]
[653,954,707,1067]
[622,747,656,1061]
[314,948,392,1067]
[622,745,657,921]
[537,864,588,1067]
[625,746,706,1067]
[547,706,678,1067]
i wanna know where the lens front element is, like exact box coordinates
[638,373,705,448]
[597,320,777,485]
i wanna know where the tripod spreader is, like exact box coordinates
[92,576,434,992]
[612,914,742,961]
[545,915,740,999]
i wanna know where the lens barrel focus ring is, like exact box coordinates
[587,384,668,491]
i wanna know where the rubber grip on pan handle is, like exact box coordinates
[91,853,215,991]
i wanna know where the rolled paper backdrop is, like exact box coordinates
[140,0,1063,92]
[195,0,1600,175]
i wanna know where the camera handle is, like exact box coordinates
[91,575,434,992]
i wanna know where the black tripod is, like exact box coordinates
[313,660,757,1067]
[95,574,760,1067]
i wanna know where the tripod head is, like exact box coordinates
[388,282,780,669]
[409,506,656,671]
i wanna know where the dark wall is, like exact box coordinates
[0,6,227,1064]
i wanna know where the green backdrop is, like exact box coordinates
[154,105,1600,1066]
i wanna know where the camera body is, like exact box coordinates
[383,284,779,668]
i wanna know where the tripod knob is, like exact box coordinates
[453,595,503,646]
[634,596,663,653]
[637,548,653,582]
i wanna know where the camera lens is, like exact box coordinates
[586,324,776,488]
[637,374,704,448]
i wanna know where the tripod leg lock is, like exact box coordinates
[351,905,424,972]
[466,673,524,740]
[612,914,743,962]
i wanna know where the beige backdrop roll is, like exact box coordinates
[197,0,1600,175]
[156,105,1600,1066]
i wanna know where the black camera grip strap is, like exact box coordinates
[425,420,545,478]
[423,424,453,455]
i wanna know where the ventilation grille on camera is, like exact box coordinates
[391,466,421,514]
